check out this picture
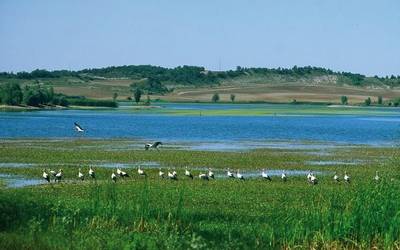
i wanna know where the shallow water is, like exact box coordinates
[1,104,400,148]
[0,174,42,188]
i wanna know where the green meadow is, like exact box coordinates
[119,103,400,116]
[0,140,400,249]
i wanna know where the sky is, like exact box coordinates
[0,0,399,76]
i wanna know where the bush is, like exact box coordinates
[341,96,348,105]
[67,98,117,107]
[0,83,23,105]
[378,96,383,105]
[365,97,371,106]
[212,93,220,103]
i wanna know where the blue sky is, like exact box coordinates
[0,0,399,76]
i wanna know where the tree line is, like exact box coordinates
[0,82,68,107]
[2,65,400,91]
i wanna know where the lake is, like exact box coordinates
[1,103,399,147]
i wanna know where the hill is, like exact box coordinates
[1,65,400,104]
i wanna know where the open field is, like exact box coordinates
[1,139,400,249]
[3,76,400,104]
[155,83,400,104]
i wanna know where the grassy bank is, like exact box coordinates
[0,139,400,248]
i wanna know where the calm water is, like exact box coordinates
[1,104,399,146]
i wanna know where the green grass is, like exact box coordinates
[122,103,400,116]
[0,139,400,249]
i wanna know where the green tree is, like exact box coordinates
[133,88,142,104]
[0,83,23,105]
[212,93,220,103]
[341,96,348,105]
[230,94,235,102]
[113,92,118,101]
[378,96,383,105]
[365,97,371,106]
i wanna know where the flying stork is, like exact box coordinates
[145,141,162,151]
[74,122,84,133]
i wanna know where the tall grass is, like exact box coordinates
[0,178,399,249]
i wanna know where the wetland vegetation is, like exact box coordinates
[0,139,399,249]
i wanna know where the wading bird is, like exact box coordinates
[185,167,193,179]
[310,173,318,185]
[236,170,245,180]
[42,169,50,183]
[55,169,63,182]
[144,141,162,151]
[261,169,271,181]
[49,169,57,180]
[208,168,215,179]
[227,168,235,178]
[281,171,287,182]
[159,168,165,178]
[78,168,84,181]
[199,173,209,180]
[74,122,84,133]
[89,167,95,179]
[138,166,146,176]
[333,172,340,182]
[111,171,117,183]
[307,171,313,183]
[168,169,177,180]
[117,168,129,178]
[344,171,350,183]
[374,171,380,182]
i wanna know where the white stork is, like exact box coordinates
[199,173,209,180]
[168,169,177,180]
[208,168,215,179]
[138,166,146,177]
[55,169,63,182]
[159,168,165,178]
[49,169,57,181]
[236,170,245,180]
[89,167,95,179]
[78,168,84,181]
[333,172,340,182]
[310,173,318,185]
[281,171,287,182]
[111,171,117,183]
[42,169,50,183]
[74,122,84,133]
[307,171,313,183]
[145,141,162,151]
[185,167,193,179]
[117,168,129,178]
[374,171,380,182]
[227,168,235,178]
[261,169,271,181]
[344,171,350,183]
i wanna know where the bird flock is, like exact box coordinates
[56,122,382,185]
[41,167,382,185]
